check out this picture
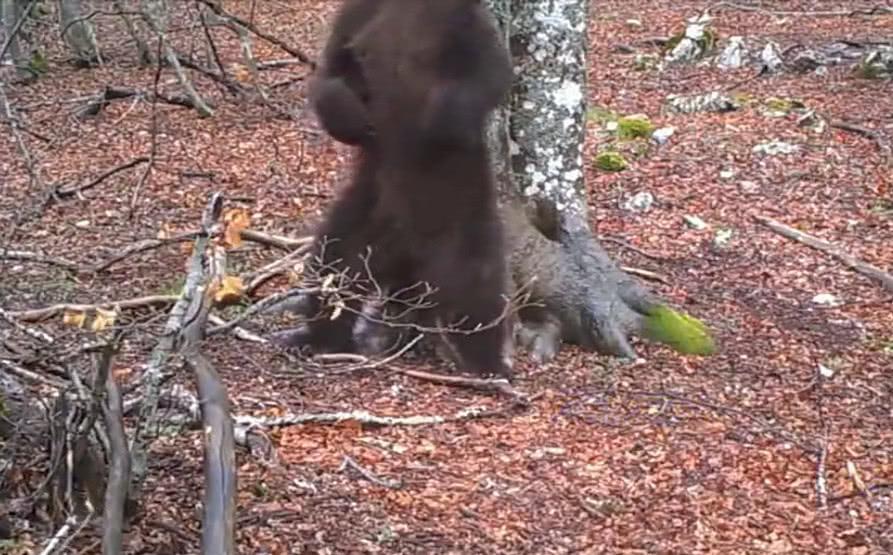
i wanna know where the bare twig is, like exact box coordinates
[8,295,178,322]
[619,266,669,284]
[705,2,893,17]
[0,249,79,271]
[52,157,150,200]
[339,456,402,489]
[398,368,521,397]
[129,39,163,217]
[92,231,201,273]
[754,215,893,293]
[241,229,312,251]
[196,0,315,68]
[140,2,214,117]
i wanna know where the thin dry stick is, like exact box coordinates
[754,215,893,293]
[9,295,178,322]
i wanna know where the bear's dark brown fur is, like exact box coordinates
[279,0,514,377]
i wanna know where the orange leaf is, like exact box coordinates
[213,275,245,304]
[223,208,251,248]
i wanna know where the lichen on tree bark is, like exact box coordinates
[507,0,590,232]
[485,0,715,361]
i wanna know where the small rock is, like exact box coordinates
[625,19,643,29]
[818,364,835,378]
[812,293,841,306]
[717,36,747,70]
[605,121,618,131]
[797,109,826,133]
[651,126,675,144]
[790,49,824,73]
[753,139,799,156]
[714,228,734,246]
[683,215,708,230]
[739,180,759,193]
[719,169,735,180]
[623,191,655,212]
[761,41,784,73]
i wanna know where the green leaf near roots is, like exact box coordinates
[642,305,716,356]
[617,115,654,140]
[594,151,628,172]
[29,51,49,74]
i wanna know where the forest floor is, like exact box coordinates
[1,1,891,554]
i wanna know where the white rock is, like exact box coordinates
[717,36,747,70]
[761,41,784,73]
[812,293,841,306]
[651,126,675,144]
[683,215,708,230]
[753,139,799,156]
[623,191,655,212]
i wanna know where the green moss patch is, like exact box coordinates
[642,305,716,356]
[594,151,628,172]
[617,115,655,140]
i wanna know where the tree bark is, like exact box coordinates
[1,0,35,80]
[58,0,102,65]
[486,0,706,361]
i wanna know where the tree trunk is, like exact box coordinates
[58,0,102,65]
[487,0,714,361]
[1,0,35,81]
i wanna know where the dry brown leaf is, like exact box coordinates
[223,207,251,248]
[213,275,246,304]
[90,307,118,331]
[63,310,87,329]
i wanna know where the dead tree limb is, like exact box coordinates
[196,0,315,68]
[0,0,38,63]
[179,222,236,555]
[8,295,178,322]
[241,229,311,251]
[233,405,513,429]
[185,348,236,555]
[0,249,80,271]
[140,0,214,117]
[92,231,201,273]
[52,157,150,200]
[131,193,223,496]
[754,215,893,293]
[99,341,131,555]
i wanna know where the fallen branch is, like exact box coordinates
[132,194,222,498]
[91,231,201,273]
[339,456,402,489]
[197,0,315,68]
[754,215,893,293]
[241,229,312,251]
[397,368,522,398]
[9,295,178,322]
[99,341,131,555]
[0,249,79,271]
[52,156,150,200]
[233,405,509,429]
[185,346,236,555]
[620,265,669,284]
[207,314,266,343]
[706,2,893,17]
[831,120,892,164]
